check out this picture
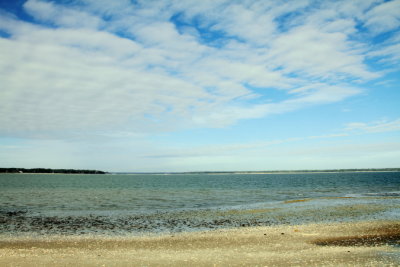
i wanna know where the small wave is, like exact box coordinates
[345,192,400,197]
[363,192,400,197]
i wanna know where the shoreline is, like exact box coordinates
[1,220,399,266]
[110,169,400,175]
[2,193,399,236]
[1,169,399,176]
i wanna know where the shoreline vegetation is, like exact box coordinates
[1,167,399,174]
[0,168,106,174]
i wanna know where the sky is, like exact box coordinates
[0,0,399,172]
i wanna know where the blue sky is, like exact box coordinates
[0,0,399,172]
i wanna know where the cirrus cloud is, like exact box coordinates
[0,0,398,139]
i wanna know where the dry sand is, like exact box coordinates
[0,221,399,266]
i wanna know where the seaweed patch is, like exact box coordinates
[312,224,400,247]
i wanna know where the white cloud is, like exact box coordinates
[364,0,400,34]
[0,27,213,136]
[258,84,361,116]
[345,118,400,133]
[79,0,134,16]
[372,43,400,64]
[23,0,103,29]
[0,0,392,139]
[269,25,377,80]
[209,4,276,46]
[369,32,400,65]
[308,133,349,139]
[135,139,400,171]
[120,141,400,171]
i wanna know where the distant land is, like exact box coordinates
[0,168,106,174]
[115,168,400,175]
[1,168,399,175]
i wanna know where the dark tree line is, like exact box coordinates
[0,168,107,174]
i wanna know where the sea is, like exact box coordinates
[0,172,399,236]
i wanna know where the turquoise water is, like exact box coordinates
[0,172,399,234]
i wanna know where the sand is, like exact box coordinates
[0,221,399,266]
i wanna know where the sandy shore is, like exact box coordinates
[0,221,399,266]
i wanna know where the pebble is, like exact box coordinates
[0,209,274,235]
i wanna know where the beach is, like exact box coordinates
[1,221,399,266]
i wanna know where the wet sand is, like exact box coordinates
[0,221,399,266]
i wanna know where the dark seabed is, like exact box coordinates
[0,172,399,236]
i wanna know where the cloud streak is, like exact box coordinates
[0,0,398,139]
[345,118,400,133]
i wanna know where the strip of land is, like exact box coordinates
[1,167,399,175]
[0,168,106,174]
[116,168,400,175]
[0,221,399,266]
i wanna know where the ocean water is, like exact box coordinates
[0,172,399,235]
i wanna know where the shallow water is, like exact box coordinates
[0,172,399,235]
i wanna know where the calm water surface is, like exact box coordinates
[0,172,399,234]
[1,172,399,214]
